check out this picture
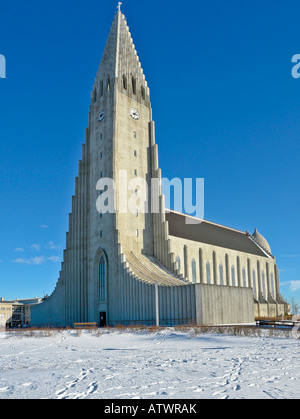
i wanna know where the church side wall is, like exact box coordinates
[169,235,282,317]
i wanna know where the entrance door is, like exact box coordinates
[99,312,107,328]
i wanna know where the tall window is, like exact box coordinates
[123,75,127,90]
[192,259,197,284]
[99,255,106,301]
[219,264,224,286]
[242,268,247,287]
[132,76,136,94]
[231,266,236,287]
[176,256,181,271]
[206,262,211,284]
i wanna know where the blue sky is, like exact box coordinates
[0,0,299,307]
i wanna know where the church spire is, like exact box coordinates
[92,7,149,99]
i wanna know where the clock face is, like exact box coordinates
[130,108,140,120]
[98,110,105,123]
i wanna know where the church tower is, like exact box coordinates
[88,7,155,324]
[87,6,176,325]
[91,7,153,258]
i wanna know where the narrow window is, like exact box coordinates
[192,259,197,284]
[100,133,103,140]
[132,76,136,94]
[219,264,224,286]
[100,231,103,239]
[135,209,139,217]
[242,268,247,287]
[99,255,106,301]
[123,75,127,90]
[206,262,211,284]
[134,169,137,177]
[135,229,139,237]
[231,266,236,287]
[134,150,137,157]
[176,256,181,271]
[141,86,145,100]
[107,76,110,91]
[100,81,104,97]
[133,131,137,138]
[93,88,97,103]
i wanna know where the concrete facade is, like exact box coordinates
[31,9,289,328]
[195,284,255,326]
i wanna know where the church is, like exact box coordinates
[31,6,289,328]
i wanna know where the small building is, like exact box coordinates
[0,298,42,328]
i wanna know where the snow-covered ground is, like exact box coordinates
[0,328,299,399]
